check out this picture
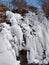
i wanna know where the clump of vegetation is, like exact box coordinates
[0,4,9,22]
[0,4,9,12]
[42,0,49,18]
[28,5,37,12]
[12,8,28,16]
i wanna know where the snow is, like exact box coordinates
[0,22,20,65]
[0,51,20,65]
[0,10,49,65]
[0,31,19,65]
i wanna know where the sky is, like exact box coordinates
[0,0,41,9]
[26,0,41,8]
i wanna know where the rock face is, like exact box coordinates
[19,50,27,65]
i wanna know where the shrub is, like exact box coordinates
[42,0,49,18]
[28,5,37,12]
[0,4,9,22]
[12,8,28,16]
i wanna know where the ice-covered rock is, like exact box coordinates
[0,23,20,65]
[6,11,23,22]
[10,17,23,50]
[14,13,23,20]
[6,11,15,20]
